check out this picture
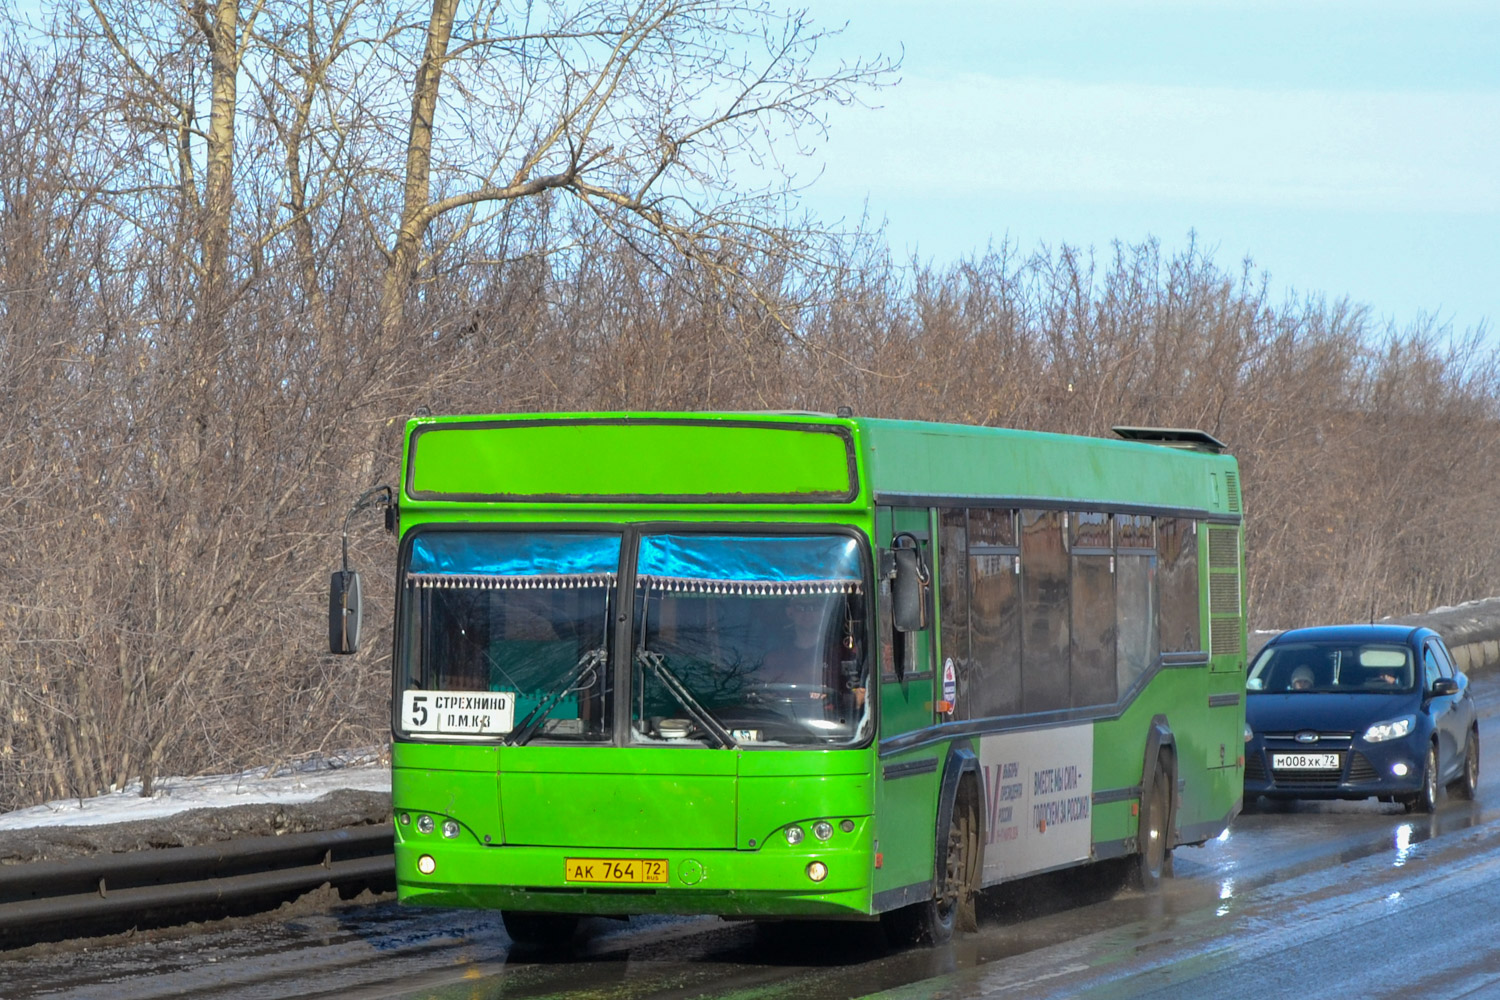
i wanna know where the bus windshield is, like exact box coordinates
[399,531,619,742]
[632,533,870,747]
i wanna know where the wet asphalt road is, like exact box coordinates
[9,676,1500,1000]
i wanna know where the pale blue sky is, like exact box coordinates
[798,0,1498,339]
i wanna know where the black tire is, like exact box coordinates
[1130,756,1172,890]
[1451,728,1480,801]
[1406,744,1441,814]
[502,911,579,947]
[882,783,979,947]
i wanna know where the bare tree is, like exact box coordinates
[373,0,894,341]
[5,4,1500,816]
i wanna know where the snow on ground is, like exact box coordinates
[0,749,391,831]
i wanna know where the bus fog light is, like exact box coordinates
[417,854,436,875]
[813,821,833,841]
[806,861,828,882]
[442,819,460,839]
[416,814,435,835]
[1392,762,1410,777]
[785,825,805,845]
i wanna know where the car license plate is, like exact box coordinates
[1272,752,1340,770]
[564,858,669,884]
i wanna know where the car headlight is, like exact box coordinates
[1244,723,1254,743]
[1363,716,1413,743]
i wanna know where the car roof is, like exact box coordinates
[1270,624,1430,646]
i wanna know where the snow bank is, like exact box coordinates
[0,749,391,831]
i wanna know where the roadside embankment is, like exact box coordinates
[1250,596,1500,670]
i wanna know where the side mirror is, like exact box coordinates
[1430,677,1459,697]
[329,569,362,654]
[891,536,930,633]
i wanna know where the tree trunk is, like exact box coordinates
[201,0,239,335]
[380,0,460,344]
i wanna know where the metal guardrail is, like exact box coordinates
[0,823,394,947]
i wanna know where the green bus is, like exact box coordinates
[329,412,1247,945]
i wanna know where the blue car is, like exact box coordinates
[1244,624,1479,812]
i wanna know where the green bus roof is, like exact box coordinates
[856,418,1239,516]
[402,412,1240,517]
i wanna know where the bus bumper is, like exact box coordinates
[393,837,876,919]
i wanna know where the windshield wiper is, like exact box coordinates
[506,646,607,747]
[634,648,736,749]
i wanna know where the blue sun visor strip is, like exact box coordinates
[636,534,863,592]
[407,532,621,589]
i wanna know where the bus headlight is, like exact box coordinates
[416,814,435,834]
[442,819,460,839]
[812,821,834,841]
[785,825,805,845]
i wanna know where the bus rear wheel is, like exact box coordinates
[1130,756,1173,890]
[882,782,979,947]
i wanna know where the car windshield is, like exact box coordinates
[1247,641,1415,694]
[631,533,871,747]
[399,531,619,742]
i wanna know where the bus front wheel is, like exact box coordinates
[882,781,979,947]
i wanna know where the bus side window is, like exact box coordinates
[1115,513,1158,696]
[966,508,1020,718]
[1158,518,1200,653]
[938,508,970,714]
[879,577,910,681]
[1020,509,1070,712]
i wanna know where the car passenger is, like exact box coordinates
[1288,665,1315,691]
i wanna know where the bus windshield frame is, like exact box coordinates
[393,524,874,750]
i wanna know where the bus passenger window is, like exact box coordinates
[1020,509,1069,713]
[1158,518,1201,653]
[938,508,970,713]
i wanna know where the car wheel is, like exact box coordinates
[1407,744,1440,814]
[1451,728,1480,801]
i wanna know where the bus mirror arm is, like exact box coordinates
[328,485,395,655]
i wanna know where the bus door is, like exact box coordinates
[872,505,942,906]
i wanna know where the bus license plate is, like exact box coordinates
[564,858,669,884]
[1272,752,1340,770]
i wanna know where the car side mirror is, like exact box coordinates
[1430,677,1459,697]
[329,569,362,654]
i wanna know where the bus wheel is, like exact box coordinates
[502,911,579,948]
[1131,755,1173,891]
[882,783,979,947]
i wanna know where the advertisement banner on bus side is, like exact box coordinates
[978,723,1094,882]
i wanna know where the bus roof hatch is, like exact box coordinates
[1112,426,1227,454]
